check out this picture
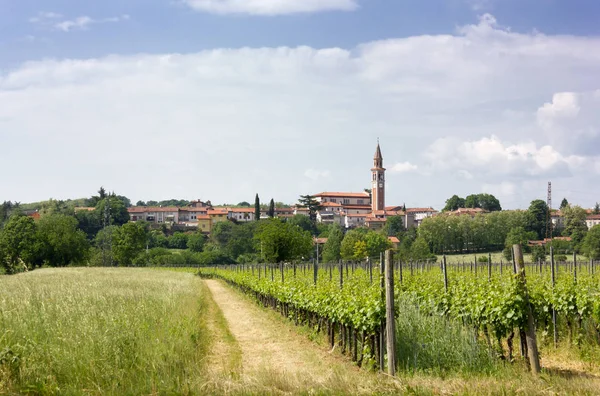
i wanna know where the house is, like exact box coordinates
[228,207,255,222]
[208,209,229,225]
[344,213,367,228]
[406,207,438,226]
[586,214,600,229]
[314,192,370,207]
[128,207,179,224]
[388,236,400,249]
[528,237,572,247]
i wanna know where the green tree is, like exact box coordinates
[0,215,40,273]
[340,228,367,260]
[238,201,251,207]
[37,214,89,267]
[410,236,431,261]
[560,198,569,210]
[384,215,405,237]
[442,195,465,212]
[268,199,275,218]
[112,222,148,266]
[168,232,189,249]
[254,218,312,262]
[75,210,102,240]
[503,227,537,261]
[594,203,600,215]
[322,224,343,262]
[96,196,130,227]
[287,214,316,235]
[561,205,588,246]
[254,194,260,221]
[525,200,550,240]
[531,245,546,263]
[353,240,368,260]
[582,225,600,259]
[187,232,206,252]
[298,194,322,224]
[464,193,502,212]
[364,231,391,258]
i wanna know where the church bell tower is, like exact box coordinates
[371,140,385,212]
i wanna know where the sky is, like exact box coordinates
[1,0,600,210]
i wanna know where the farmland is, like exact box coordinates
[3,266,600,394]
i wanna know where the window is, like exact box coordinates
[331,199,336,203]
[343,199,350,204]
[358,200,363,204]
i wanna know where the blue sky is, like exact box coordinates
[1,0,600,209]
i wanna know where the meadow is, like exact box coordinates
[0,268,209,394]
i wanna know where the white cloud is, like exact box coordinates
[183,0,358,15]
[304,169,331,180]
[537,92,580,129]
[54,15,130,32]
[2,15,600,208]
[390,162,418,173]
[29,11,63,23]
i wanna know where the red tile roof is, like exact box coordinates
[388,236,400,243]
[406,207,437,213]
[314,192,370,198]
[321,202,343,207]
[128,206,179,213]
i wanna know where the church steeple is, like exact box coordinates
[371,140,385,212]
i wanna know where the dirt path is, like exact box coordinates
[203,279,397,394]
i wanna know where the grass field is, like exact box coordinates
[437,251,532,264]
[0,268,209,394]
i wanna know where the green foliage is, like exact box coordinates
[531,245,546,263]
[582,225,600,259]
[364,231,391,258]
[442,195,465,212]
[95,196,130,227]
[75,210,102,240]
[561,205,588,246]
[187,232,206,252]
[410,236,431,261]
[340,228,367,260]
[268,199,275,218]
[353,240,368,260]
[168,232,189,249]
[560,198,569,210]
[254,194,260,221]
[254,218,313,263]
[210,221,257,259]
[464,193,502,212]
[297,194,322,224]
[149,230,169,248]
[0,215,40,273]
[384,215,405,237]
[525,199,550,240]
[37,214,89,267]
[112,223,148,266]
[322,224,343,263]
[287,214,316,235]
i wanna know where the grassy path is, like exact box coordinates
[203,279,400,394]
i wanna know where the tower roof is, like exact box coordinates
[374,142,383,160]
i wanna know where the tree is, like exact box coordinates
[0,215,40,273]
[254,218,312,262]
[442,195,465,212]
[136,200,146,207]
[364,231,391,258]
[560,198,569,210]
[465,193,502,212]
[168,232,189,249]
[340,229,368,260]
[287,214,316,235]
[268,199,275,218]
[298,194,322,224]
[561,205,588,246]
[525,200,550,240]
[254,194,260,221]
[75,210,102,240]
[37,214,89,267]
[187,232,206,252]
[384,215,405,237]
[582,225,600,259]
[353,240,368,261]
[322,224,343,262]
[95,196,130,227]
[595,203,600,215]
[238,201,250,207]
[410,236,431,261]
[112,222,148,266]
[531,245,546,263]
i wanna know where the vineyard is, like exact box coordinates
[199,252,600,373]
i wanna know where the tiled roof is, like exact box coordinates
[388,236,400,243]
[321,202,342,207]
[315,192,370,198]
[314,237,328,244]
[128,206,179,213]
[587,214,600,220]
[208,210,228,215]
[74,207,95,212]
[406,207,437,213]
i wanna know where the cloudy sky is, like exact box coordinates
[1,0,599,209]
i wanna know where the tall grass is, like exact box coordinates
[395,296,500,375]
[0,268,209,394]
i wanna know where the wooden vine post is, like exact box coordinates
[550,246,558,348]
[513,244,541,374]
[384,249,396,376]
[442,255,448,292]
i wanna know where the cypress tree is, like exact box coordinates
[254,194,260,221]
[268,199,275,218]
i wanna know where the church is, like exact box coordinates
[312,142,416,230]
